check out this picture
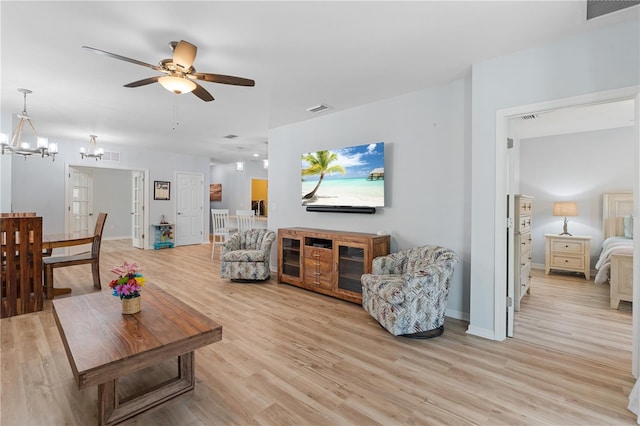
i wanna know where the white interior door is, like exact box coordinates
[175,172,204,246]
[131,171,144,248]
[67,167,94,254]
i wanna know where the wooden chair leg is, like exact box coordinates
[91,260,101,289]
[44,264,54,300]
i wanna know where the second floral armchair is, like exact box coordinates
[220,228,276,281]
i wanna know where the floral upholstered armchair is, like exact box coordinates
[361,245,459,338]
[220,229,276,281]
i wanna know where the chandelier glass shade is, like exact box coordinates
[158,76,197,94]
[0,88,57,160]
[80,135,104,160]
[236,147,245,172]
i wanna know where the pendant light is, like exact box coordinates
[0,88,58,160]
[80,135,104,160]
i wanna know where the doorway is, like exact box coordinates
[251,178,268,217]
[494,86,640,375]
[65,165,150,250]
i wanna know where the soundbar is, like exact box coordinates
[306,205,376,214]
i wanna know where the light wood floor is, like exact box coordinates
[1,240,636,425]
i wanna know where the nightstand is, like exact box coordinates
[544,234,592,280]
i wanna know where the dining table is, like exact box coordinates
[42,231,95,256]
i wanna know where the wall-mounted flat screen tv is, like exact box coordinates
[301,142,384,208]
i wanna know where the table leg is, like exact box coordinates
[97,352,196,426]
[97,380,117,426]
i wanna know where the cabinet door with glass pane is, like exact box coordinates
[334,240,367,300]
[278,233,303,284]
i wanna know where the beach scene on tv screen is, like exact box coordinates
[301,142,384,207]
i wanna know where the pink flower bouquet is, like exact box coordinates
[109,261,145,299]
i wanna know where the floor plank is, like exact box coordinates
[0,240,635,425]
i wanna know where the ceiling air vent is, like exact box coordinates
[521,114,538,120]
[306,104,331,113]
[224,134,238,139]
[102,151,120,161]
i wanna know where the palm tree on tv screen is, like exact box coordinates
[301,150,345,200]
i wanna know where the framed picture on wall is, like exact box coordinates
[210,183,222,201]
[154,181,170,200]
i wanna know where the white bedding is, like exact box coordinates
[594,237,633,284]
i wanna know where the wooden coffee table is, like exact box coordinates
[52,284,222,426]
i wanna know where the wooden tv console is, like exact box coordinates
[277,227,390,304]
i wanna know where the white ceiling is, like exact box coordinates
[1,1,638,164]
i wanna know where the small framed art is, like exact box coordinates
[210,183,222,201]
[154,181,170,200]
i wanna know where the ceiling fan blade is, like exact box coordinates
[192,72,255,87]
[173,40,197,71]
[82,46,164,72]
[192,82,214,102]
[124,76,161,88]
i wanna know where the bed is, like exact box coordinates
[594,192,633,309]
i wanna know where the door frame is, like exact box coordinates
[493,86,640,376]
[65,163,150,249]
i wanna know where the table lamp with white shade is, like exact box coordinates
[553,201,578,236]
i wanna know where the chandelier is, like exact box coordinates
[0,88,58,160]
[80,135,104,160]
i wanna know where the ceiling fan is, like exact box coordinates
[82,40,255,102]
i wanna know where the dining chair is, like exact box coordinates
[236,210,255,233]
[43,212,107,299]
[211,209,231,258]
[1,216,43,317]
[0,212,37,217]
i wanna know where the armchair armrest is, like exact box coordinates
[222,233,242,255]
[372,251,407,275]
[259,231,276,251]
[362,274,406,305]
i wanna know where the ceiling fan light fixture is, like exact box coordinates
[158,76,197,94]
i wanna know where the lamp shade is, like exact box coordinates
[158,76,197,94]
[553,201,578,217]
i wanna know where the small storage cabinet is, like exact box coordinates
[278,228,390,304]
[544,234,591,279]
[514,194,533,311]
[152,223,175,250]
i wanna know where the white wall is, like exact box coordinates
[9,138,210,244]
[268,76,472,320]
[90,167,133,239]
[470,20,640,338]
[210,160,267,211]
[519,127,634,269]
